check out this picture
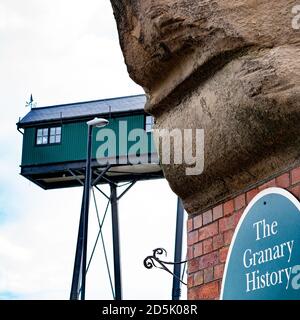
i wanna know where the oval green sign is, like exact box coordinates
[221,188,300,300]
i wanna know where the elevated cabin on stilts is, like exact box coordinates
[17,94,163,188]
[16,94,184,301]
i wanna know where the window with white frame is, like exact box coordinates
[145,115,154,132]
[36,126,61,145]
[36,128,49,145]
[49,127,61,144]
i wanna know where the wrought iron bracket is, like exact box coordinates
[143,248,188,286]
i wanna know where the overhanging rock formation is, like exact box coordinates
[110,0,300,214]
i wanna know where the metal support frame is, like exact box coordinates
[172,198,184,300]
[71,174,184,300]
[70,171,135,300]
[110,183,122,300]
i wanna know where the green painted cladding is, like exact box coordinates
[21,114,156,166]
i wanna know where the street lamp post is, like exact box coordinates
[81,117,109,300]
[70,117,109,300]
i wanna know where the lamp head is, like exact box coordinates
[87,117,109,128]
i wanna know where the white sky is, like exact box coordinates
[0,0,187,300]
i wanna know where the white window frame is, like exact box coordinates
[145,115,154,133]
[36,126,62,145]
[49,127,62,144]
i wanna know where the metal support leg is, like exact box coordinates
[110,183,122,300]
[70,197,85,300]
[172,197,184,300]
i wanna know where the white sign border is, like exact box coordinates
[220,187,300,300]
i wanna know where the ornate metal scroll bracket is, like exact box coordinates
[143,248,188,286]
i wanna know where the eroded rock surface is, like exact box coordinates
[110,0,300,214]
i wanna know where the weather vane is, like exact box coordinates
[25,94,37,109]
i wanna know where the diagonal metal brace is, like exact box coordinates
[117,180,136,200]
[92,164,111,186]
[94,185,110,200]
[68,169,84,186]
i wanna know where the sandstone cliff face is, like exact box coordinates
[110,0,300,214]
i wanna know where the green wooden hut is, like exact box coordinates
[17,94,163,189]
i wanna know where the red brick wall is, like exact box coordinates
[186,166,300,300]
